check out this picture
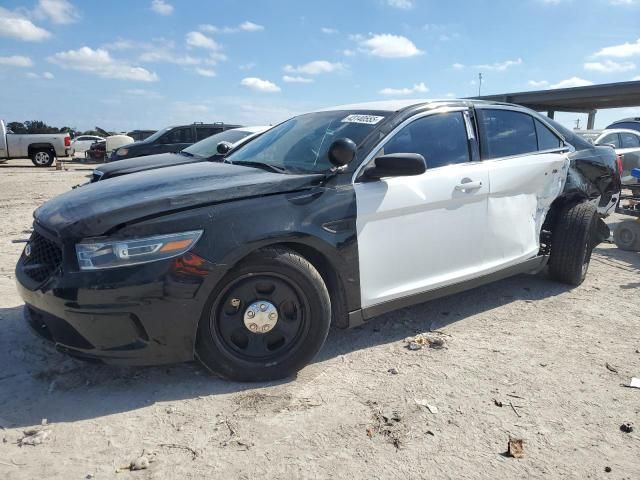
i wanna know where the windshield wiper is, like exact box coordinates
[231,160,287,173]
[179,151,196,157]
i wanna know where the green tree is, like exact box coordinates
[6,122,27,134]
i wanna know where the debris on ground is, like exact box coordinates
[387,367,399,375]
[18,427,51,447]
[605,466,612,473]
[605,363,618,373]
[160,443,198,459]
[507,437,525,458]
[405,333,447,351]
[494,399,503,407]
[628,377,640,389]
[366,401,405,450]
[415,399,438,414]
[620,422,633,433]
[117,450,157,473]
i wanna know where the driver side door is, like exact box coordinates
[354,108,490,309]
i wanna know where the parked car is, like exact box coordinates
[109,122,242,161]
[0,119,72,167]
[16,100,619,381]
[71,135,104,155]
[90,126,270,182]
[576,129,640,184]
[606,117,640,133]
[126,130,157,142]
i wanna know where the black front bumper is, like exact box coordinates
[16,247,224,366]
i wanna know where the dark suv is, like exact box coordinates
[109,122,242,161]
[606,117,640,133]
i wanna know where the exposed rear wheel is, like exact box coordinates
[196,247,331,382]
[548,202,598,286]
[613,220,640,252]
[31,149,54,167]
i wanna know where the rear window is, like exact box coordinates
[478,109,537,159]
[621,132,640,149]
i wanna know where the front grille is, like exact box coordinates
[22,231,63,283]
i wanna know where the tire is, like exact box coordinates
[613,220,640,252]
[548,202,598,286]
[196,247,331,382]
[30,149,54,167]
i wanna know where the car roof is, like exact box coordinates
[235,125,270,134]
[600,128,640,136]
[317,98,521,113]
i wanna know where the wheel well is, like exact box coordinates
[236,242,349,328]
[28,144,55,156]
[540,194,590,254]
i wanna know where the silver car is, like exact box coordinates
[577,128,640,184]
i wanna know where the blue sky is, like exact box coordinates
[1,0,639,131]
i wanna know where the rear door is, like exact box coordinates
[354,108,490,308]
[476,107,569,267]
[618,131,640,183]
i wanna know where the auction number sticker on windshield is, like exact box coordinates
[341,114,385,125]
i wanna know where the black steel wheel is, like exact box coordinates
[196,247,331,381]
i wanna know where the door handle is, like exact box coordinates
[455,179,483,192]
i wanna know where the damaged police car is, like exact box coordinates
[16,100,620,381]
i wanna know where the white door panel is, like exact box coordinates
[485,153,569,266]
[355,163,489,308]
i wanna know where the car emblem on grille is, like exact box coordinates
[24,243,32,257]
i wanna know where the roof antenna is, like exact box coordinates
[478,72,483,97]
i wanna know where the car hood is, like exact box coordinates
[35,162,324,238]
[95,152,204,179]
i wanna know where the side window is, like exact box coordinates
[620,132,640,149]
[77,136,87,141]
[600,134,621,148]
[534,120,562,150]
[378,112,470,169]
[162,127,194,144]
[478,109,537,159]
[196,127,221,141]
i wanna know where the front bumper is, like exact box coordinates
[16,248,223,366]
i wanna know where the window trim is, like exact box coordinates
[474,105,570,162]
[352,106,472,183]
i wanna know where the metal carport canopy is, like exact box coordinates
[472,80,640,129]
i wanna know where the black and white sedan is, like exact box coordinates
[16,99,620,381]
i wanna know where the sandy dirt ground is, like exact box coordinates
[0,158,639,479]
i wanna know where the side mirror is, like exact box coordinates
[328,138,357,167]
[216,141,233,155]
[364,153,426,179]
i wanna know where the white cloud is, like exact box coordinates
[283,60,345,75]
[27,72,39,78]
[633,75,640,80]
[42,71,54,79]
[282,75,314,83]
[386,0,414,9]
[357,33,423,58]
[48,46,158,82]
[199,21,264,34]
[550,77,593,89]
[594,38,640,58]
[195,67,216,77]
[584,59,636,73]
[474,58,522,71]
[321,27,338,34]
[378,82,428,95]
[0,55,34,67]
[241,77,281,92]
[343,49,356,57]
[609,0,637,4]
[239,62,256,70]
[35,0,80,24]
[0,7,50,42]
[239,21,264,32]
[139,50,202,65]
[151,0,173,15]
[452,62,464,69]
[124,88,162,98]
[186,31,221,51]
[528,80,549,88]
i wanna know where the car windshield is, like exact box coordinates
[182,129,254,158]
[225,111,386,173]
[575,131,601,144]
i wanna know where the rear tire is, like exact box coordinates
[30,149,54,167]
[613,220,640,252]
[196,247,331,382]
[548,202,598,286]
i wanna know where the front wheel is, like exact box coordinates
[548,202,598,286]
[30,149,54,167]
[196,247,331,382]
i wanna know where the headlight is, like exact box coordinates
[117,148,128,156]
[76,230,203,270]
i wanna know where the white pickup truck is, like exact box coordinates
[0,119,72,167]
